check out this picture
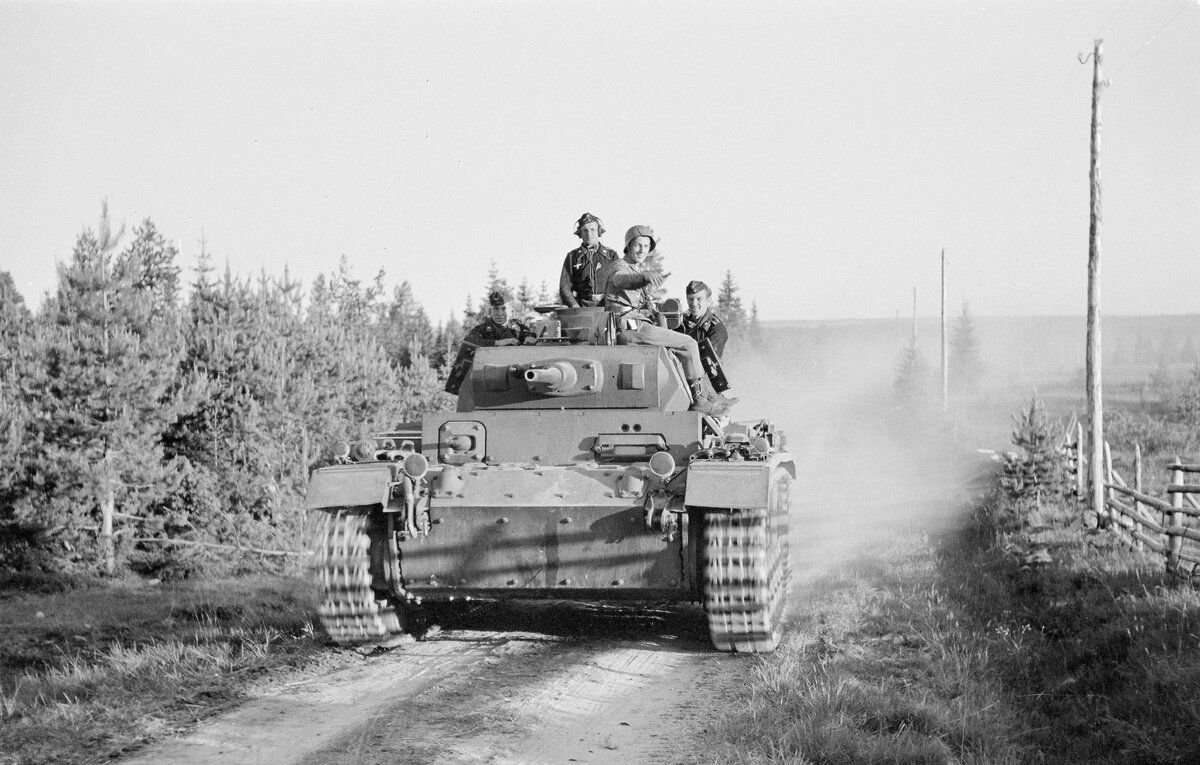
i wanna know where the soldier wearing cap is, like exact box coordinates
[444,291,532,394]
[559,212,618,308]
[675,280,731,393]
[602,225,736,416]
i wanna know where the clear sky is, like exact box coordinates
[2,0,1197,323]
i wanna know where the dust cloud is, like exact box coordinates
[724,325,999,582]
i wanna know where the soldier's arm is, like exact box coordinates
[710,321,729,358]
[607,263,655,290]
[558,254,579,308]
[465,326,495,348]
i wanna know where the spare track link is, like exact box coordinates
[703,472,791,653]
[315,508,406,646]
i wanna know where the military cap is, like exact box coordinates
[488,290,506,307]
[574,212,605,238]
[686,280,711,296]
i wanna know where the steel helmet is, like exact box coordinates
[623,225,656,253]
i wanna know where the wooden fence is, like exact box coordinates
[1065,421,1200,576]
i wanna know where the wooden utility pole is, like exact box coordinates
[940,249,948,412]
[1086,39,1106,522]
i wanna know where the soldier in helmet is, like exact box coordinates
[675,280,731,393]
[602,225,735,416]
[444,291,533,394]
[558,212,618,308]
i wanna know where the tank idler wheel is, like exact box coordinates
[703,468,792,653]
[315,508,411,647]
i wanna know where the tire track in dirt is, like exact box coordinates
[120,637,545,765]
[304,632,740,765]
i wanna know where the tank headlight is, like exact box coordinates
[752,437,772,456]
[332,441,351,461]
[648,450,676,478]
[403,453,429,480]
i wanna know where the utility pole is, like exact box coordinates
[1086,39,1106,523]
[941,249,948,412]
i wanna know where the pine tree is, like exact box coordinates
[380,281,434,368]
[23,213,193,573]
[1001,395,1067,506]
[894,337,931,404]
[0,271,35,560]
[515,278,535,322]
[717,271,747,336]
[949,301,983,397]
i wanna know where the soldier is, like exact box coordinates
[675,280,731,393]
[558,212,619,308]
[602,225,735,416]
[444,291,533,394]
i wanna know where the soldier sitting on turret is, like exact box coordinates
[444,290,534,395]
[675,280,732,395]
[601,225,736,416]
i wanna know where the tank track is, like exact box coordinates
[703,474,791,653]
[315,509,407,647]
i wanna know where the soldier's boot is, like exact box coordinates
[689,379,734,417]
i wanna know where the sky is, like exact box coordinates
[1,0,1197,323]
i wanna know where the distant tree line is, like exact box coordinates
[0,208,761,578]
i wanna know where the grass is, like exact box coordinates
[0,575,335,765]
[697,481,1200,764]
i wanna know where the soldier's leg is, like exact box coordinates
[624,323,704,381]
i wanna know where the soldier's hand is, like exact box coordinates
[495,338,518,347]
[522,337,537,345]
[644,271,664,289]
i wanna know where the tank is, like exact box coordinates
[306,307,796,652]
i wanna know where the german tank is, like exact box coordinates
[306,307,795,652]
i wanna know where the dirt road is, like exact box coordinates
[123,366,975,765]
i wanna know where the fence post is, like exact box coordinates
[1103,442,1114,522]
[1133,443,1143,551]
[1169,458,1184,573]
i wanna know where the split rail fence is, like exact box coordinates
[1065,421,1200,577]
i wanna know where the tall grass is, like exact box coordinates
[0,576,326,765]
[698,477,1200,764]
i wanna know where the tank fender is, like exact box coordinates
[305,463,393,511]
[684,454,794,510]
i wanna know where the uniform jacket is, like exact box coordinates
[559,244,618,307]
[675,309,729,358]
[463,316,530,347]
[601,258,657,327]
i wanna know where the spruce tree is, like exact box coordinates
[949,301,983,397]
[26,216,191,573]
[717,271,747,335]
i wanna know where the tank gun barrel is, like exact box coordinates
[524,366,566,387]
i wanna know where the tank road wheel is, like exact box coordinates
[703,467,792,653]
[315,508,410,647]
